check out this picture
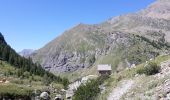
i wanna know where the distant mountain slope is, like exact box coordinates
[18,49,34,58]
[31,0,170,77]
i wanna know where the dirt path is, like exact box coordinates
[107,80,134,100]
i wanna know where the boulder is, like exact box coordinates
[164,79,170,94]
[40,92,49,100]
[54,94,63,100]
[167,93,170,99]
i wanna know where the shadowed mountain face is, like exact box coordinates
[31,0,170,75]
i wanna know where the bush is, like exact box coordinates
[74,76,108,100]
[87,54,96,66]
[74,79,100,100]
[62,78,69,89]
[23,71,30,78]
[137,62,160,75]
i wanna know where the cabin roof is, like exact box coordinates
[97,64,112,71]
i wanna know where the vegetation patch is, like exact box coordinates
[73,76,109,100]
[0,84,33,99]
[0,33,70,87]
[137,62,160,75]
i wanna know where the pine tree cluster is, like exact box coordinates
[0,33,69,86]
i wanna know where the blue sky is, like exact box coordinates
[0,0,155,52]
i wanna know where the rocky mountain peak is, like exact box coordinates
[140,0,170,19]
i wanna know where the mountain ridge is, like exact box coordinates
[31,0,170,78]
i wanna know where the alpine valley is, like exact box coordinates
[2,0,170,100]
[31,0,170,80]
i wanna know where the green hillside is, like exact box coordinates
[0,33,69,99]
[0,60,67,99]
[96,54,170,99]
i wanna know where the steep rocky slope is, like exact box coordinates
[31,0,170,76]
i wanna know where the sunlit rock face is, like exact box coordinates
[140,0,170,19]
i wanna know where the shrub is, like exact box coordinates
[74,76,108,100]
[23,71,30,78]
[137,62,160,75]
[74,79,100,100]
[87,54,96,66]
[62,78,69,89]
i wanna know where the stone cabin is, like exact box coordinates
[97,64,112,75]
